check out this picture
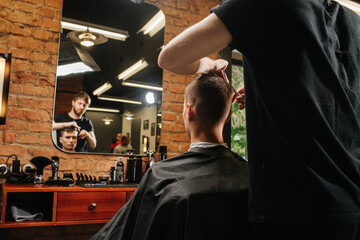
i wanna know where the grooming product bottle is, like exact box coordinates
[51,156,59,180]
[146,150,155,171]
[135,156,142,183]
[126,155,135,183]
[159,146,167,161]
[110,167,116,182]
[116,157,124,183]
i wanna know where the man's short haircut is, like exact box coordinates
[185,72,233,125]
[73,92,91,106]
[60,126,78,137]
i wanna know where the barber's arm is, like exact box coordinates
[78,130,97,149]
[52,121,80,131]
[158,13,232,75]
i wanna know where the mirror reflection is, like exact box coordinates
[53,0,164,155]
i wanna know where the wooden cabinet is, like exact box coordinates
[0,184,136,228]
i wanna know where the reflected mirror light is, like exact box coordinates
[146,92,155,104]
[57,62,94,76]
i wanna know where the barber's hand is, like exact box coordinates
[232,86,245,110]
[67,121,81,131]
[78,129,89,139]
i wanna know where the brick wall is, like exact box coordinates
[0,0,220,239]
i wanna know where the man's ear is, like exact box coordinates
[187,103,193,120]
[59,137,63,144]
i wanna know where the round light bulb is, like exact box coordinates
[81,40,94,47]
[146,92,155,104]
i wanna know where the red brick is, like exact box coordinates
[14,72,37,84]
[13,1,36,13]
[32,29,54,41]
[5,119,27,130]
[43,19,60,31]
[45,42,59,53]
[30,52,50,62]
[36,7,56,18]
[29,62,55,75]
[12,48,30,60]
[11,59,30,72]
[0,144,25,156]
[8,11,42,27]
[39,134,53,145]
[46,0,63,9]
[22,0,44,5]
[0,0,11,8]
[163,112,178,121]
[18,134,39,144]
[10,24,32,36]
[7,107,25,119]
[27,121,52,132]
[169,83,185,93]
[4,132,16,143]
[23,85,49,97]
[24,109,50,121]
[39,76,55,86]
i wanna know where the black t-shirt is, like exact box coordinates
[212,0,360,224]
[54,113,94,152]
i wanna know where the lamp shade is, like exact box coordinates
[0,53,11,125]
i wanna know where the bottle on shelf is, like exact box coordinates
[159,146,167,161]
[116,157,124,183]
[135,156,143,183]
[126,155,135,183]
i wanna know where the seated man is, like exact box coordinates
[113,135,132,154]
[91,73,249,240]
[59,127,78,152]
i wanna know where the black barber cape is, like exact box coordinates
[91,146,249,240]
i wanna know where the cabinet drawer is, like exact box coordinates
[57,192,126,221]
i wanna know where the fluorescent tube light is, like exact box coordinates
[117,59,148,80]
[335,0,360,15]
[93,82,112,96]
[57,62,94,77]
[61,19,129,41]
[121,81,163,91]
[0,53,11,125]
[138,11,165,37]
[98,96,142,105]
[87,107,120,113]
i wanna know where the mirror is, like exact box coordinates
[53,0,164,155]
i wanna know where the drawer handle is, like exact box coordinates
[88,203,97,211]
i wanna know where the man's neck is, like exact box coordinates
[190,124,224,144]
[68,110,81,119]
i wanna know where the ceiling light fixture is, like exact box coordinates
[61,18,129,41]
[122,112,136,120]
[335,0,360,15]
[98,96,142,105]
[87,107,120,113]
[102,117,113,125]
[93,82,112,96]
[117,59,148,80]
[68,29,108,47]
[138,11,165,37]
[121,81,163,91]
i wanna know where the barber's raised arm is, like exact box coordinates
[52,121,80,131]
[158,13,232,75]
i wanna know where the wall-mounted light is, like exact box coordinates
[87,107,120,113]
[98,96,142,105]
[117,59,148,80]
[61,18,129,41]
[0,53,11,125]
[93,82,112,96]
[137,11,165,37]
[121,81,163,91]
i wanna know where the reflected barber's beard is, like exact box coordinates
[74,107,85,116]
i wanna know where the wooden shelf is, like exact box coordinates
[0,183,136,228]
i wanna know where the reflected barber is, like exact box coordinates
[53,92,97,152]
